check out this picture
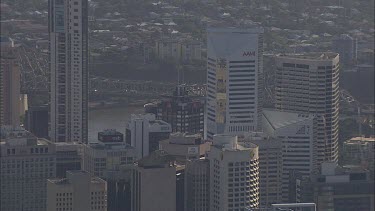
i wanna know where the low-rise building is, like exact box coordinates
[159,132,210,162]
[47,170,107,211]
[342,136,375,177]
[83,130,137,179]
[299,162,374,211]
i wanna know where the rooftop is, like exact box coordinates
[98,129,123,136]
[87,142,133,150]
[207,27,264,34]
[263,109,314,130]
[0,126,35,139]
[48,170,106,184]
[165,132,203,145]
[277,52,339,61]
[137,150,175,168]
[149,120,169,126]
[347,136,375,143]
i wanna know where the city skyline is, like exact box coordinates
[0,0,374,210]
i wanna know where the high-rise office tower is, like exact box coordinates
[126,114,171,158]
[242,132,283,208]
[207,134,260,210]
[47,170,107,211]
[205,27,264,140]
[275,53,340,163]
[262,109,315,202]
[49,0,89,143]
[0,126,56,211]
[0,36,20,127]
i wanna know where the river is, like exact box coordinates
[88,105,144,141]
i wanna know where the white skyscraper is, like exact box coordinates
[275,53,340,163]
[207,134,260,211]
[205,27,264,140]
[49,0,89,143]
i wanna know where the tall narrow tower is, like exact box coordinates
[49,0,89,143]
[205,27,264,140]
[0,37,20,127]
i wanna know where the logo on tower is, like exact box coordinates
[243,51,256,57]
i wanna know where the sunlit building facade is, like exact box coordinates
[275,53,340,164]
[205,28,264,140]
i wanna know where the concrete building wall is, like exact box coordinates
[131,166,176,211]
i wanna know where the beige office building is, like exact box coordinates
[275,53,340,164]
[159,132,211,162]
[207,134,260,211]
[0,37,20,127]
[0,126,56,211]
[47,170,107,211]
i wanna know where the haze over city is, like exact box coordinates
[0,0,374,211]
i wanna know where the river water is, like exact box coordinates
[88,105,144,141]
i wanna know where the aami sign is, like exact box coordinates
[243,51,256,57]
